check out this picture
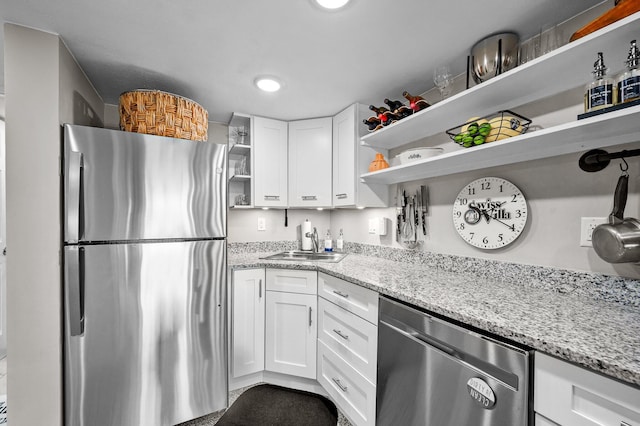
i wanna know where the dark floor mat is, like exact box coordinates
[216,384,338,426]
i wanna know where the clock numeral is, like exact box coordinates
[515,209,523,218]
[458,198,468,205]
[468,187,476,195]
[481,182,491,190]
[455,211,462,218]
[459,223,465,230]
[499,184,504,193]
[498,234,504,242]
[511,194,518,202]
[482,236,489,244]
[469,232,474,240]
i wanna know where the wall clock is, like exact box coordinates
[452,177,528,249]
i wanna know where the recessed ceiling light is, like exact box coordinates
[254,77,282,92]
[315,0,350,9]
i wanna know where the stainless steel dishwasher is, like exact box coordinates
[377,296,532,426]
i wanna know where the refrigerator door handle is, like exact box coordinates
[67,151,84,243]
[66,246,85,336]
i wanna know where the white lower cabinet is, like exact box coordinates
[265,269,318,379]
[318,340,377,426]
[535,413,561,426]
[230,268,265,380]
[534,352,640,426]
[317,273,378,426]
[317,297,377,383]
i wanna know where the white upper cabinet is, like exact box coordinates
[333,104,388,207]
[253,116,288,207]
[288,117,333,208]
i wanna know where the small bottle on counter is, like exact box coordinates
[617,40,640,104]
[584,52,617,113]
[324,229,333,252]
[336,229,344,252]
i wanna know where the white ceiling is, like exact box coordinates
[1,0,604,123]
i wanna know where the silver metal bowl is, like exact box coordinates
[471,32,520,84]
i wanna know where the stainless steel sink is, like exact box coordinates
[261,251,348,263]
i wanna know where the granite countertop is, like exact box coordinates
[229,250,640,388]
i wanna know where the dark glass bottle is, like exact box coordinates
[384,98,405,112]
[402,91,430,112]
[363,117,382,131]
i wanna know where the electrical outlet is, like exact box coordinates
[580,217,606,247]
[368,218,377,234]
[257,217,266,231]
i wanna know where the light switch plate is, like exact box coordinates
[257,217,266,231]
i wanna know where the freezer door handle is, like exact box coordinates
[66,246,85,336]
[67,151,84,243]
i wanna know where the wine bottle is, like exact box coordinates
[382,111,400,126]
[384,98,405,112]
[402,91,430,112]
[369,105,391,123]
[363,117,382,131]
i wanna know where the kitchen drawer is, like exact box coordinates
[318,297,377,383]
[317,340,376,426]
[534,352,640,426]
[266,268,317,294]
[318,272,377,324]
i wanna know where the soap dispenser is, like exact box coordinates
[324,229,333,252]
[617,40,640,104]
[584,52,616,113]
[336,229,344,252]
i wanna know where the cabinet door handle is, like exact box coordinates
[333,329,349,340]
[258,279,262,299]
[264,195,280,201]
[301,195,317,201]
[309,307,312,326]
[332,377,348,392]
[335,193,347,199]
[333,290,349,298]
[621,422,631,426]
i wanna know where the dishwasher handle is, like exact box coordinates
[380,315,521,391]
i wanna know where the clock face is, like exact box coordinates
[452,177,528,249]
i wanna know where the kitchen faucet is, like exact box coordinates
[306,227,320,253]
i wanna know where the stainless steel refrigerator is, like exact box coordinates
[62,124,227,426]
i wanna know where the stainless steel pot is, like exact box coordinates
[592,174,640,263]
[471,32,520,84]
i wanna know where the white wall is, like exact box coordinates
[229,209,330,243]
[4,24,105,426]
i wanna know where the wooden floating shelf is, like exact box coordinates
[360,105,640,184]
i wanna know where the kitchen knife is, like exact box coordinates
[421,185,428,236]
[411,193,420,243]
[396,186,403,242]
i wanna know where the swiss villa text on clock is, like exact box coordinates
[452,177,528,249]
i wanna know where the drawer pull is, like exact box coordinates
[333,329,349,340]
[264,195,280,201]
[309,307,312,326]
[621,423,631,426]
[258,279,262,299]
[335,193,347,199]
[302,195,317,201]
[332,290,349,298]
[332,377,348,392]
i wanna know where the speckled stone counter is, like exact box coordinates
[228,244,640,388]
